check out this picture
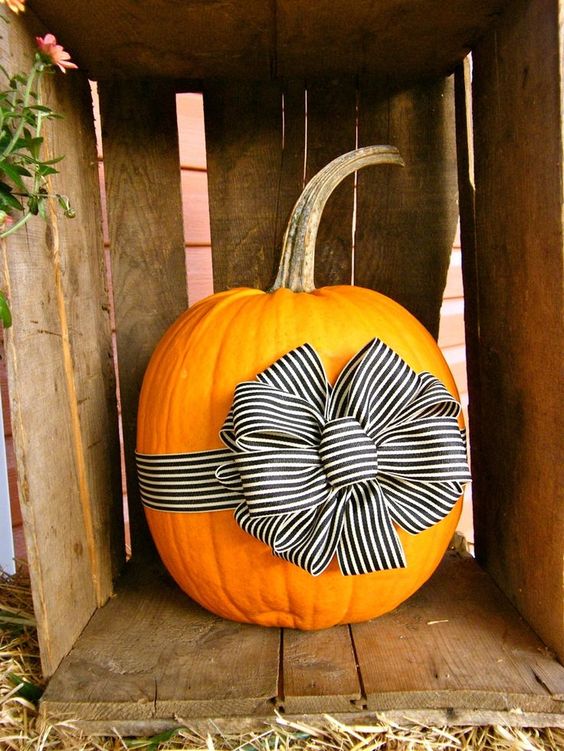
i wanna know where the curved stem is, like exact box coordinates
[269,145,404,292]
[2,64,39,159]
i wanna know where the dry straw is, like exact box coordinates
[1,566,563,751]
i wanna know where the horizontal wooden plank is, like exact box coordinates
[28,1,508,84]
[42,559,280,721]
[57,709,564,738]
[42,552,564,733]
[352,552,564,713]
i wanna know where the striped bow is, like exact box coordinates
[136,338,471,576]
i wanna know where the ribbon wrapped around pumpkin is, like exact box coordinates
[136,338,471,576]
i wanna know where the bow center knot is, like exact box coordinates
[319,417,378,490]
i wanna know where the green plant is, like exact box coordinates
[0,2,77,325]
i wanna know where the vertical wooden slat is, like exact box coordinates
[356,77,459,338]
[0,11,122,676]
[204,81,285,292]
[471,0,563,660]
[99,79,187,554]
[205,77,360,292]
[305,76,357,287]
[274,80,307,249]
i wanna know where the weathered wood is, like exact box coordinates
[274,80,307,242]
[0,11,122,676]
[28,0,508,84]
[42,559,280,721]
[99,79,188,555]
[49,710,564,738]
[352,552,564,713]
[204,81,287,291]
[206,79,398,293]
[282,626,361,713]
[41,553,564,732]
[471,0,564,661]
[304,77,357,287]
[355,76,459,338]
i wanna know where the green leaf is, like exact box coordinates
[0,291,12,328]
[0,185,24,211]
[36,164,58,177]
[7,673,43,703]
[0,162,31,191]
[23,135,44,160]
[42,155,64,166]
[29,104,53,114]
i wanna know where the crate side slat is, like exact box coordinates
[99,79,188,555]
[351,552,564,714]
[355,77,459,338]
[470,0,564,660]
[0,11,122,677]
[282,626,362,713]
[42,560,280,720]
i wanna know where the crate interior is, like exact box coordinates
[1,0,562,734]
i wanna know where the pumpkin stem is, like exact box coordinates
[269,145,405,292]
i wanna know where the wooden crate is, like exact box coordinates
[1,0,562,734]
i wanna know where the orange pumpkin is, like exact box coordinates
[137,146,466,630]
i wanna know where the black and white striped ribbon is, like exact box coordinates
[136,338,471,576]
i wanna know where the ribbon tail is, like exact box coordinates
[136,449,241,512]
[246,490,348,576]
[338,482,406,574]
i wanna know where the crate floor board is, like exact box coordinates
[41,552,564,733]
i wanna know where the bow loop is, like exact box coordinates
[222,381,323,451]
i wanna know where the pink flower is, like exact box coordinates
[35,34,78,73]
[0,0,26,14]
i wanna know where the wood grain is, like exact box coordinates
[352,552,564,713]
[42,560,280,721]
[28,0,507,84]
[282,626,361,712]
[0,11,122,676]
[205,77,356,292]
[99,79,188,555]
[41,553,564,732]
[204,81,286,291]
[305,77,357,288]
[52,710,564,738]
[471,0,564,661]
[355,76,459,338]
